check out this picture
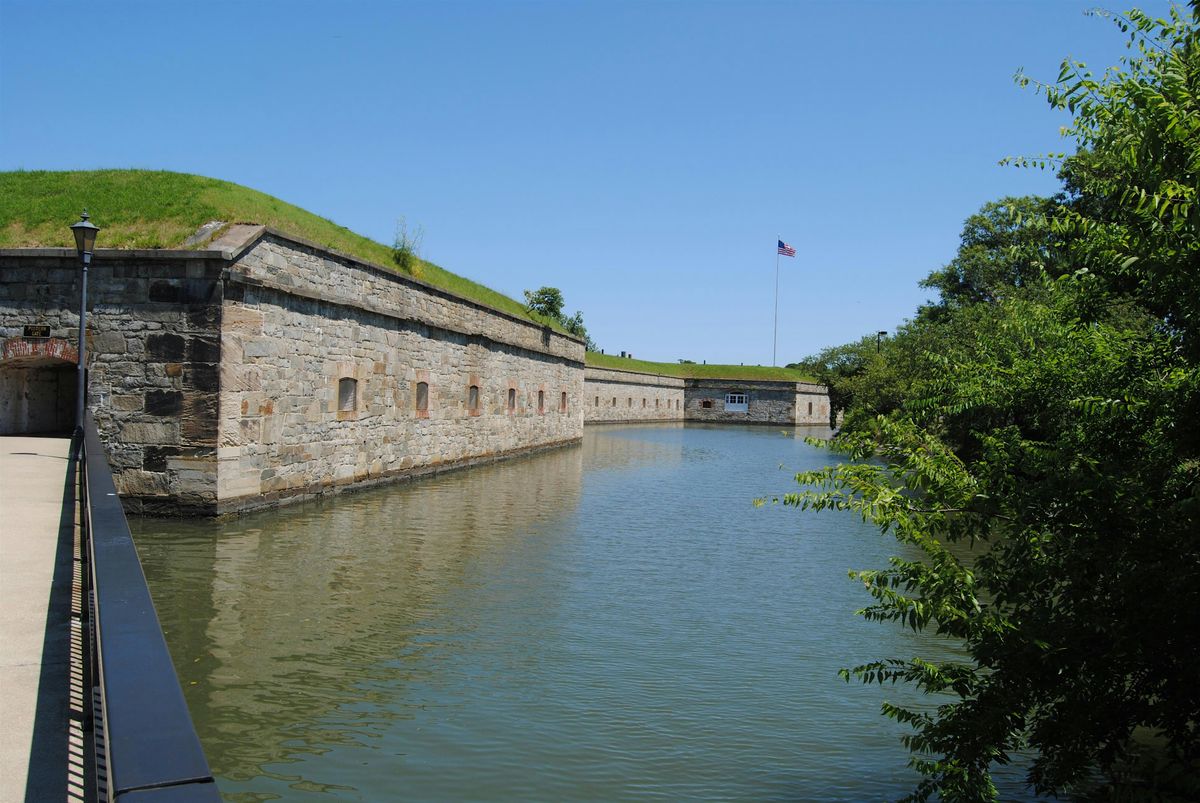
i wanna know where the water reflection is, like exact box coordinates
[136,445,584,796]
[135,425,1040,801]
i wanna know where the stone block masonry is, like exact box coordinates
[216,235,582,514]
[684,378,831,426]
[1,229,584,515]
[583,367,685,423]
[582,369,831,427]
[0,251,226,512]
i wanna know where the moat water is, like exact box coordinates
[134,424,1040,801]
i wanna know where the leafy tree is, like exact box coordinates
[781,8,1200,800]
[919,196,1066,310]
[1013,6,1200,353]
[523,286,566,321]
[523,286,598,351]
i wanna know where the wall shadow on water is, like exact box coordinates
[132,442,585,795]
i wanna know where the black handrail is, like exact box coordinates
[82,413,221,802]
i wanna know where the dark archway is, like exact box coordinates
[0,338,79,435]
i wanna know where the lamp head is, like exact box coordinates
[70,210,100,255]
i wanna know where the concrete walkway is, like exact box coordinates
[0,436,80,803]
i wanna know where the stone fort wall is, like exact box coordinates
[1,229,585,514]
[582,369,831,427]
[684,378,831,426]
[216,234,583,514]
[0,249,226,512]
[583,366,685,423]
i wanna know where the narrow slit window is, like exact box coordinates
[642,398,647,408]
[338,377,357,412]
[612,397,617,406]
[416,381,429,412]
[595,396,600,407]
[508,388,517,412]
[538,390,545,413]
[808,401,813,415]
[561,391,568,412]
[469,384,480,412]
[627,397,632,407]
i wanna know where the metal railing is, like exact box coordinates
[81,413,221,802]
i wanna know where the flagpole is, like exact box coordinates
[773,236,780,367]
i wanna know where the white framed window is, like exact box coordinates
[724,393,748,412]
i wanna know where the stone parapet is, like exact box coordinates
[228,232,585,365]
[583,366,685,423]
[2,231,586,515]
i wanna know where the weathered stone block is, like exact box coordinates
[147,333,186,361]
[91,331,128,354]
[110,394,143,412]
[145,390,183,416]
[183,363,219,393]
[120,421,178,444]
[117,469,172,497]
[181,393,219,443]
[143,446,183,472]
[187,336,220,363]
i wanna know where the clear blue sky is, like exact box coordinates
[0,0,1178,364]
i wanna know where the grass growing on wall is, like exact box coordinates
[585,352,816,382]
[0,169,554,328]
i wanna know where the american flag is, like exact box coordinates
[777,240,796,257]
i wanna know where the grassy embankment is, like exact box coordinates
[1,170,819,381]
[0,169,562,330]
[585,351,815,382]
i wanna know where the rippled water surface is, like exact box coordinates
[134,424,1039,801]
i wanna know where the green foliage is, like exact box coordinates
[522,286,595,348]
[391,217,424,276]
[562,310,598,352]
[919,196,1066,309]
[790,284,1199,800]
[523,286,567,320]
[1012,5,1200,353]
[786,8,1200,800]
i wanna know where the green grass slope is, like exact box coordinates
[585,352,815,382]
[0,169,552,327]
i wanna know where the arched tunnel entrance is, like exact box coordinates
[0,338,79,435]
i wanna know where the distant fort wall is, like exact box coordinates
[583,367,830,427]
[582,366,685,423]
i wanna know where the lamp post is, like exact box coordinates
[70,211,100,434]
[876,330,887,353]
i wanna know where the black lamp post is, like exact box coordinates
[876,330,887,353]
[70,211,100,434]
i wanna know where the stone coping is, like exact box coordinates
[583,366,685,388]
[233,227,586,348]
[2,225,586,349]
